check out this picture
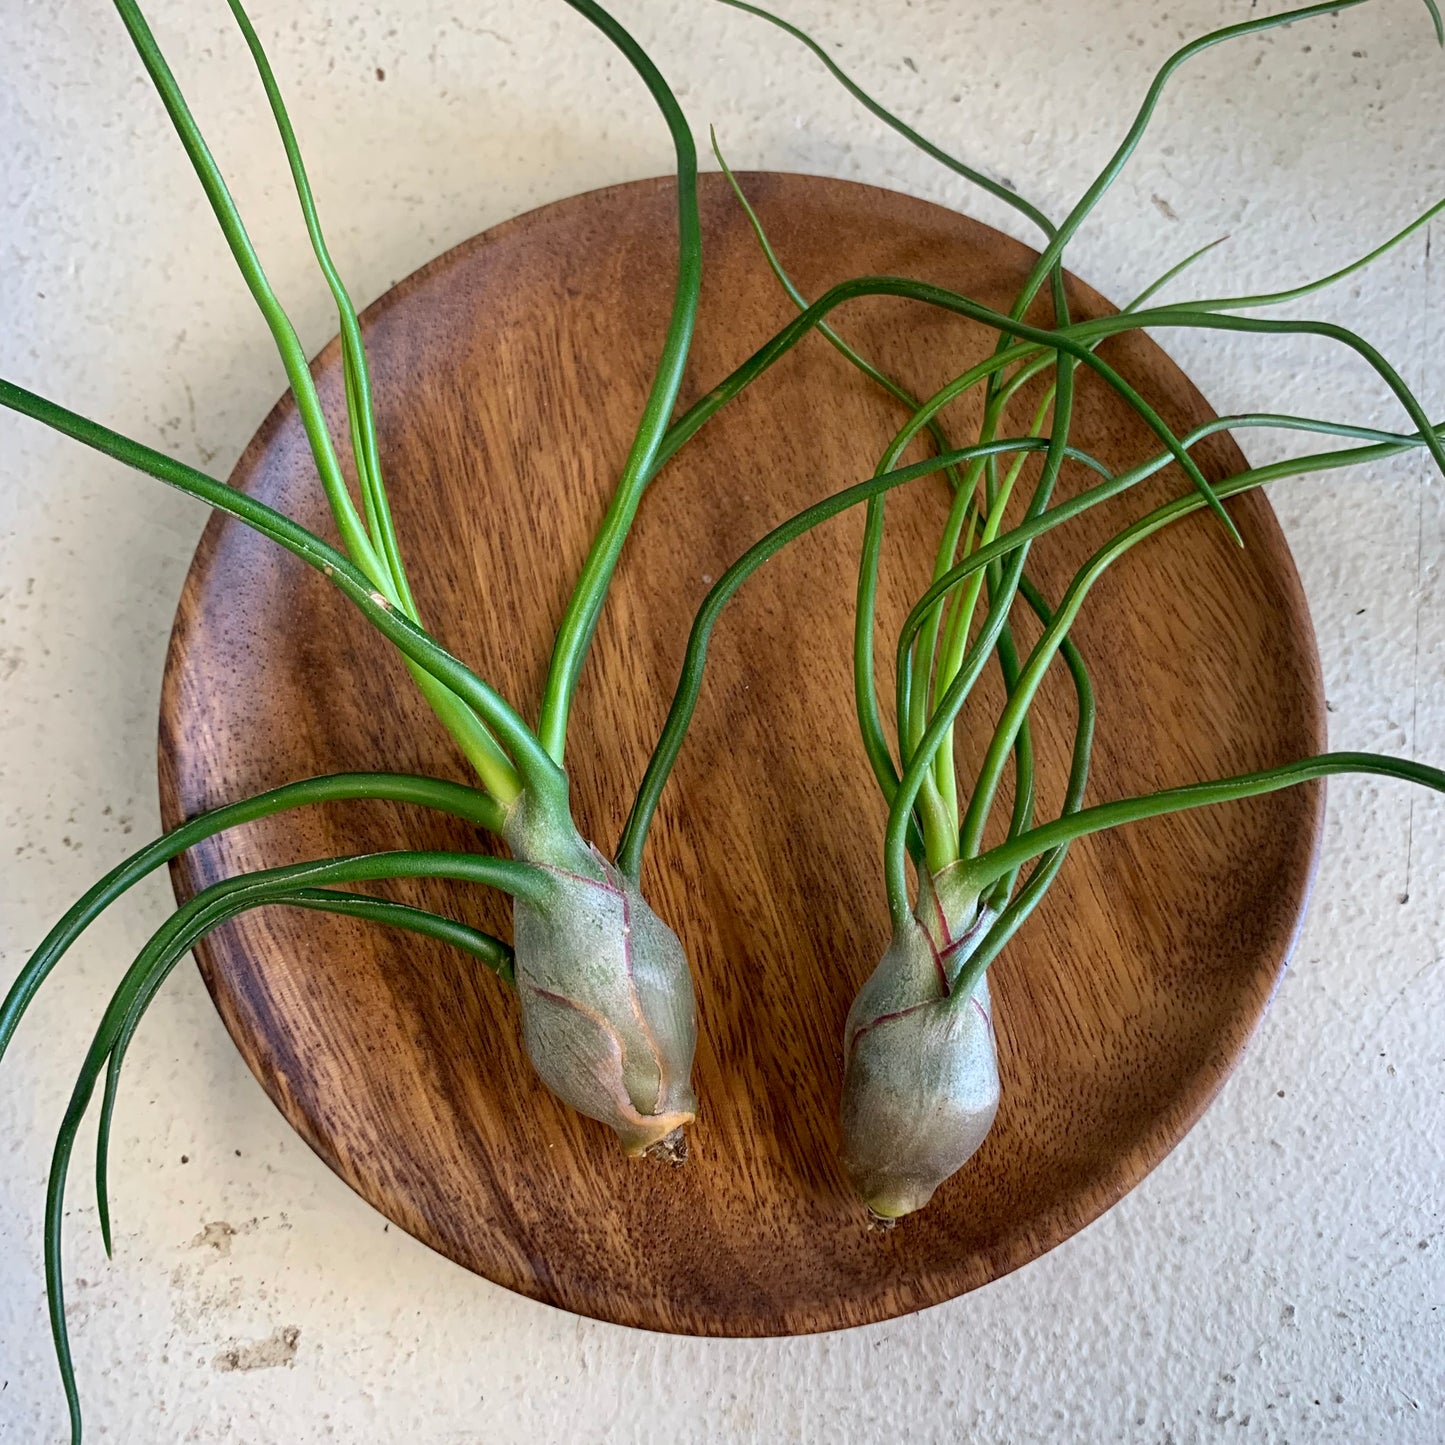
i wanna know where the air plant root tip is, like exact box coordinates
[645,1126,689,1166]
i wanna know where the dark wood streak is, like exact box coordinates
[159,173,1325,1336]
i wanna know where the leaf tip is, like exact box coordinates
[97,1185,113,1258]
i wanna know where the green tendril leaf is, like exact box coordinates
[0,378,557,812]
[0,772,501,1074]
[47,849,548,1440]
[95,884,513,1255]
[537,0,703,764]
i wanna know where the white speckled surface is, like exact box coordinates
[2,1,1442,1440]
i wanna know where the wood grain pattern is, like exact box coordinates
[159,173,1325,1336]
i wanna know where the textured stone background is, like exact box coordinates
[2,1,1442,1440]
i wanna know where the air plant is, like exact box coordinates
[0,0,719,1434]
[644,0,1445,1220]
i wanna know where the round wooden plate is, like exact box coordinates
[160,173,1324,1336]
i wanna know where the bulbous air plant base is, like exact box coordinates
[502,795,698,1157]
[840,864,1001,1220]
